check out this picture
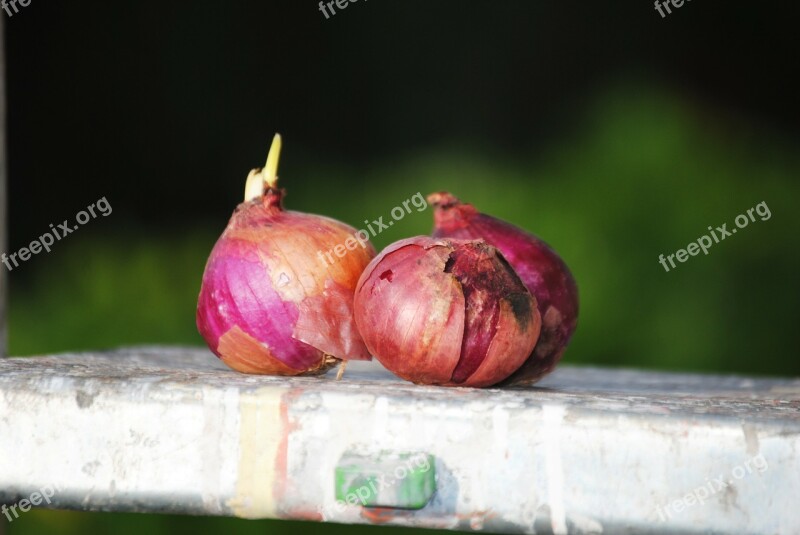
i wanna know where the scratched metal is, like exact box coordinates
[1,346,798,534]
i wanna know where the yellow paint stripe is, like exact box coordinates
[227,386,285,518]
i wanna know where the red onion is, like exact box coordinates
[197,135,375,375]
[353,236,541,387]
[428,192,578,385]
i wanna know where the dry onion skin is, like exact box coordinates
[197,135,375,375]
[354,236,541,388]
[429,192,578,385]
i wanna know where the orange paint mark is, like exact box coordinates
[360,507,398,524]
[273,388,304,510]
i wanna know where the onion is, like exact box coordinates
[428,192,578,385]
[353,236,541,387]
[197,135,375,375]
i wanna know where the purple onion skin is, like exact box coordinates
[429,192,578,385]
[197,189,374,375]
[354,236,541,388]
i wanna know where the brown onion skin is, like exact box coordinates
[354,236,541,388]
[428,192,578,385]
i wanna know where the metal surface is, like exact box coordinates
[0,346,799,534]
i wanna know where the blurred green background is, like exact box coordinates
[4,0,800,534]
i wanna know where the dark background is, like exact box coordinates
[4,1,800,534]
[7,1,799,234]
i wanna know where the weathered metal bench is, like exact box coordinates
[1,19,798,535]
[1,347,799,534]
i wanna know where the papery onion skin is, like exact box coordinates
[197,188,375,375]
[428,192,578,385]
[353,236,541,388]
